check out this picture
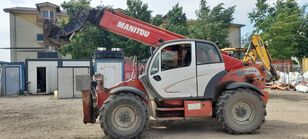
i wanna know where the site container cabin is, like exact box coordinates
[57,66,90,99]
[0,62,25,96]
[26,59,92,94]
[94,49,124,88]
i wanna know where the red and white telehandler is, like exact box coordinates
[43,8,277,138]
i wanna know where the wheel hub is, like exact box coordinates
[235,105,247,117]
[112,105,138,131]
[231,101,255,124]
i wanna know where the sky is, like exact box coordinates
[0,0,306,62]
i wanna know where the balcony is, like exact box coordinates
[36,16,57,26]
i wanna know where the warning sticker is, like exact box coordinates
[188,103,201,110]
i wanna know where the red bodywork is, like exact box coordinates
[184,101,212,117]
[96,80,145,109]
[219,64,269,104]
[81,9,269,123]
[81,65,269,123]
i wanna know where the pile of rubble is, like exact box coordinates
[267,71,308,93]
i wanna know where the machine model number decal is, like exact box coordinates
[237,67,260,76]
[116,21,150,37]
[188,103,201,110]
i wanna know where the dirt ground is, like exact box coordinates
[1,90,308,139]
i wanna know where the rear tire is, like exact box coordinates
[215,88,266,134]
[99,93,149,139]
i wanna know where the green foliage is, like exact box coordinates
[249,0,308,59]
[190,0,235,48]
[126,0,151,22]
[59,24,111,59]
[248,0,274,33]
[162,3,188,35]
[59,0,111,59]
[122,0,153,60]
[59,0,153,59]
[61,0,91,18]
[151,14,163,26]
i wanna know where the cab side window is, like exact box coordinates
[161,44,191,71]
[196,42,221,65]
[150,53,159,75]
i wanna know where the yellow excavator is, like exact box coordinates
[222,34,279,81]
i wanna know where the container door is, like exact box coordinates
[97,62,123,88]
[73,68,90,98]
[5,67,20,96]
[58,68,73,98]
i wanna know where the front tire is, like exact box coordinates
[99,93,149,139]
[215,88,266,134]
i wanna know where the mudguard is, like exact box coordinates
[110,86,147,99]
[226,82,264,96]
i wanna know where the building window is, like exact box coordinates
[50,11,54,18]
[37,34,44,41]
[42,10,49,19]
[41,10,55,19]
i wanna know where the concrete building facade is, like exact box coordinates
[4,2,68,62]
[227,23,245,48]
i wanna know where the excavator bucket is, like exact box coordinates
[43,9,99,48]
[43,19,70,48]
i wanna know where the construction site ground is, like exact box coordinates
[1,90,308,139]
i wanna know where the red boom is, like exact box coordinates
[97,9,243,71]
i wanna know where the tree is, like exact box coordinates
[162,3,188,35]
[122,0,153,60]
[61,0,91,19]
[297,5,308,58]
[59,0,154,59]
[248,0,274,33]
[59,24,112,59]
[151,14,163,26]
[190,0,235,48]
[249,0,308,59]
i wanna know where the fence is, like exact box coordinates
[272,59,293,72]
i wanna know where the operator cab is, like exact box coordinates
[141,39,225,99]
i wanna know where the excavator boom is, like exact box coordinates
[243,35,279,81]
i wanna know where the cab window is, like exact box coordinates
[150,53,159,75]
[161,44,191,71]
[196,42,221,65]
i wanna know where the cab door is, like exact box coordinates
[195,41,225,96]
[148,41,197,98]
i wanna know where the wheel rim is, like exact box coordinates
[111,105,139,131]
[231,101,256,125]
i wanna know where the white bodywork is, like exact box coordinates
[197,63,225,96]
[148,40,225,98]
[149,41,197,98]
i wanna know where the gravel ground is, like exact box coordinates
[1,90,308,139]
